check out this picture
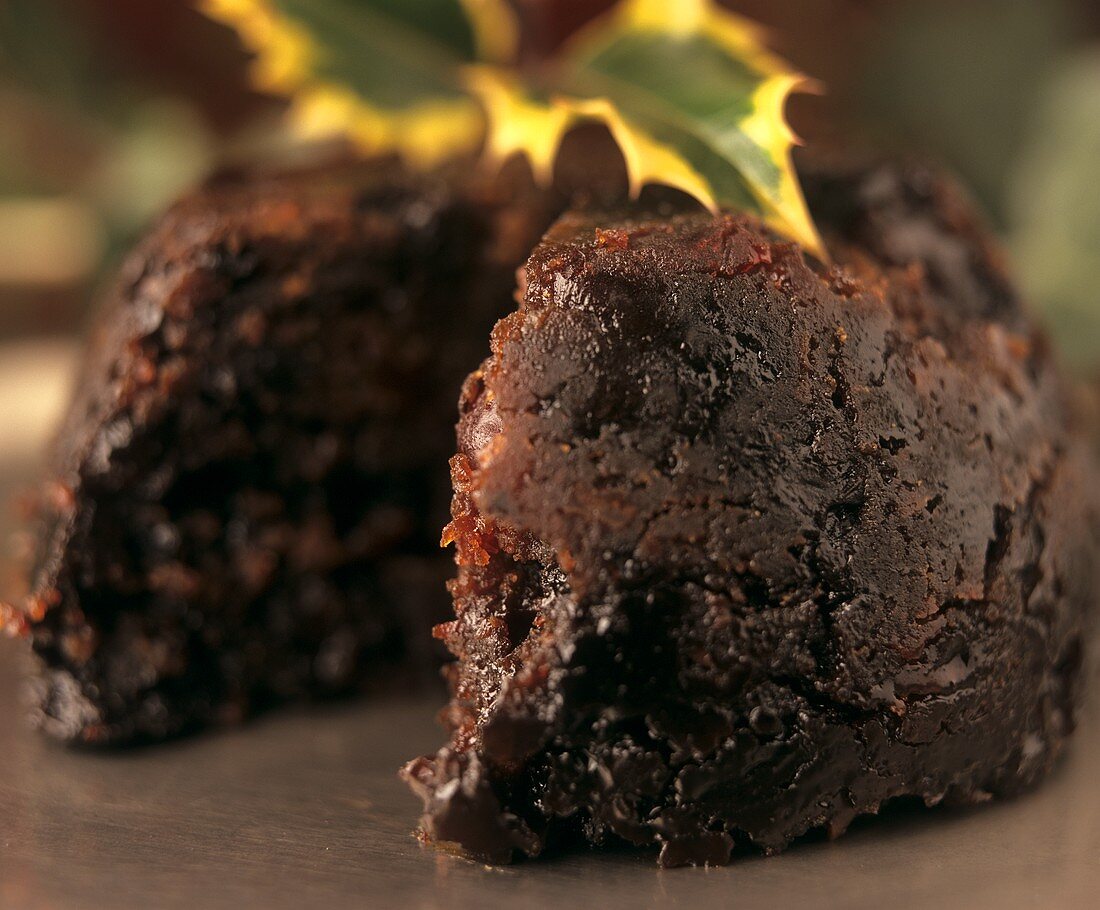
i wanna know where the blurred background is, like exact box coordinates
[1,0,1099,479]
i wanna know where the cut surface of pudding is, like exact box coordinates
[3,156,563,743]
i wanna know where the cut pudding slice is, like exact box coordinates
[403,159,1099,866]
[2,156,563,744]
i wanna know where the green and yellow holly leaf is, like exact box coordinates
[473,0,825,257]
[198,0,518,164]
[202,0,825,257]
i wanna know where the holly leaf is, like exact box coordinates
[474,0,825,257]
[198,0,518,163]
[201,0,825,256]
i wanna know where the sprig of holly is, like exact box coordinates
[199,0,824,257]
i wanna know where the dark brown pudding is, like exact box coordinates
[2,156,563,744]
[403,158,1099,866]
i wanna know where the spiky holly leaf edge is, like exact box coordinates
[472,0,824,258]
